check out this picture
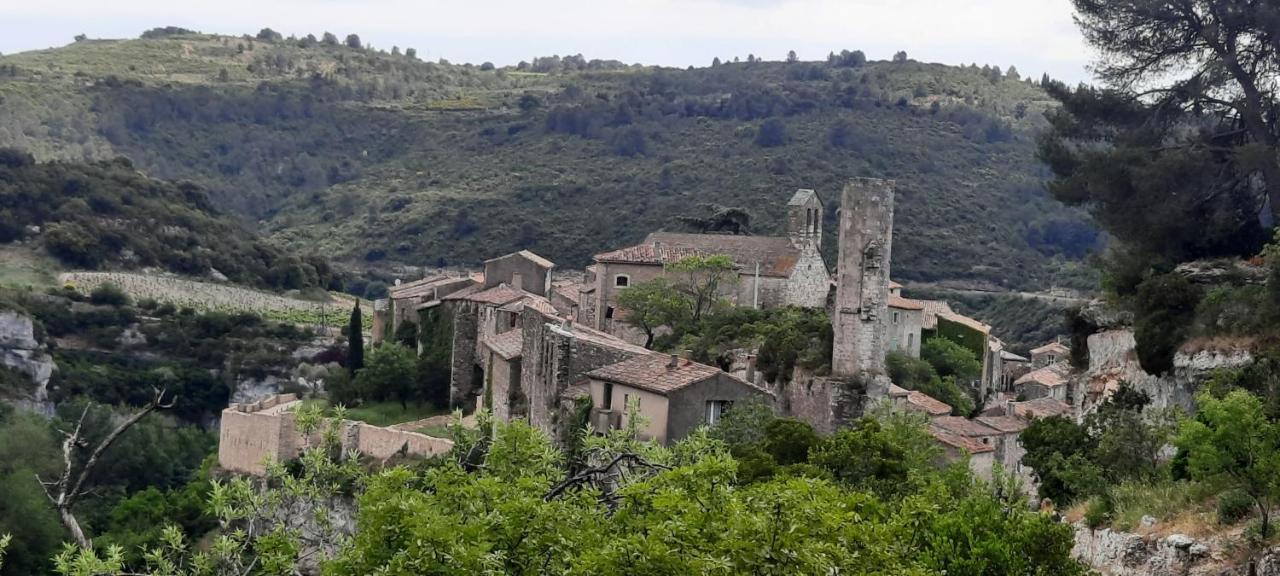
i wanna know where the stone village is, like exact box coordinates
[220,177,1084,488]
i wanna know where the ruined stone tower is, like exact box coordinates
[831,177,895,385]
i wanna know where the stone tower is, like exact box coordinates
[831,178,895,381]
[786,189,823,250]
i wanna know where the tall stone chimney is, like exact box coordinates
[831,177,895,379]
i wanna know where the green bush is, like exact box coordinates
[1217,489,1254,525]
[89,282,131,307]
[761,418,819,466]
[1083,495,1111,529]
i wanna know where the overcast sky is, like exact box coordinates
[0,0,1097,84]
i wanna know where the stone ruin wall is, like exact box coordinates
[217,394,454,476]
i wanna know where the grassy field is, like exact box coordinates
[59,271,371,329]
[0,246,62,289]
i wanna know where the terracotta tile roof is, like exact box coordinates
[931,416,1000,438]
[1031,342,1070,357]
[528,309,653,356]
[645,232,803,278]
[1009,397,1073,419]
[906,390,952,416]
[930,428,995,454]
[976,415,1028,434]
[889,280,903,289]
[447,283,528,306]
[485,250,555,269]
[888,295,926,310]
[1014,363,1070,389]
[561,381,590,400]
[587,355,725,395]
[551,281,582,304]
[917,300,956,330]
[593,242,704,265]
[388,275,475,300]
[441,283,485,301]
[1001,350,1030,362]
[787,188,819,206]
[498,294,558,317]
[938,312,991,334]
[483,329,524,360]
[888,383,911,398]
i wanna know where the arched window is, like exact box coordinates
[615,275,630,287]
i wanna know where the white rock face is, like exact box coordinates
[1072,523,1280,575]
[0,309,56,403]
[1083,329,1252,413]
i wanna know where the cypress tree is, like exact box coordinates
[348,302,364,375]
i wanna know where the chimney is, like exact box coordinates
[681,349,693,365]
[667,354,679,369]
[511,272,524,292]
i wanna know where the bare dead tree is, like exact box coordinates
[544,452,669,508]
[37,387,175,549]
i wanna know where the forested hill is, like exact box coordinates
[0,150,340,290]
[0,28,1097,291]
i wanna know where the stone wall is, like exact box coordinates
[448,301,481,410]
[217,394,454,476]
[783,243,830,309]
[520,308,648,441]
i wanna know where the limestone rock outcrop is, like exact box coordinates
[0,309,56,405]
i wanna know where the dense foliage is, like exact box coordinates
[0,151,340,290]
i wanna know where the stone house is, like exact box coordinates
[887,295,924,357]
[975,414,1032,482]
[999,349,1031,390]
[373,274,477,345]
[928,426,997,481]
[1031,341,1070,368]
[887,383,953,416]
[482,250,556,296]
[518,307,652,442]
[583,189,831,340]
[584,353,774,445]
[1013,363,1071,401]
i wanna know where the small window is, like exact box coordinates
[605,306,615,319]
[615,275,630,287]
[603,382,614,410]
[892,311,900,324]
[706,400,732,425]
[907,333,914,349]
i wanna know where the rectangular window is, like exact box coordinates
[605,306,615,319]
[615,275,629,287]
[907,333,914,350]
[893,311,900,324]
[603,382,614,410]
[705,400,732,425]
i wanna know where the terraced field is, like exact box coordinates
[59,271,370,329]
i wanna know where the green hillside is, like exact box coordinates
[0,29,1097,291]
[0,150,340,290]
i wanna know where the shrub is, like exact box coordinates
[761,418,818,465]
[755,119,788,148]
[89,283,130,307]
[1217,489,1254,525]
[1083,495,1111,529]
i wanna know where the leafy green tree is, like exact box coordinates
[321,31,338,45]
[1020,415,1101,504]
[786,50,798,63]
[921,336,982,384]
[1177,389,1280,538]
[1069,0,1280,225]
[761,418,819,466]
[616,277,687,348]
[665,254,738,322]
[88,282,129,307]
[347,302,364,375]
[708,396,775,450]
[354,342,416,408]
[344,34,362,49]
[893,50,908,62]
[885,351,974,416]
[810,418,910,495]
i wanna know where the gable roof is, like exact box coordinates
[889,295,926,311]
[929,428,995,454]
[643,232,803,277]
[787,188,820,206]
[482,329,524,360]
[906,390,953,416]
[447,283,527,306]
[593,243,703,266]
[931,416,1001,438]
[938,311,991,334]
[1031,342,1070,357]
[388,275,476,300]
[976,415,1029,434]
[485,250,555,269]
[916,300,956,330]
[587,354,722,395]
[1014,363,1070,389]
[1009,396,1073,419]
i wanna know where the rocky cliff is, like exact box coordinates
[1073,522,1280,575]
[0,309,56,412]
[1079,328,1252,413]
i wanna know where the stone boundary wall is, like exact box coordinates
[218,394,454,476]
